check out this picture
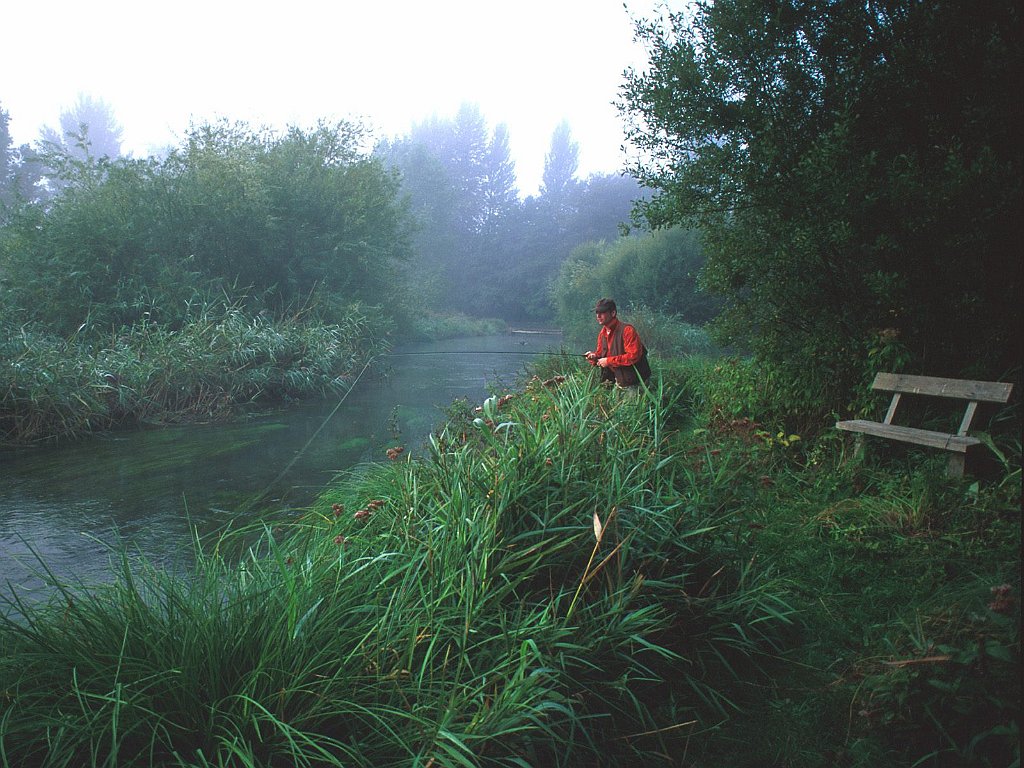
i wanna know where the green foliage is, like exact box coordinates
[1,155,203,334]
[659,355,1021,767]
[627,307,715,359]
[621,0,1023,409]
[375,104,519,318]
[38,93,124,163]
[558,228,718,320]
[0,301,379,444]
[377,104,644,323]
[539,120,579,202]
[168,121,411,311]
[0,103,25,216]
[0,120,412,335]
[0,353,1018,765]
[551,226,719,356]
[398,311,506,342]
[0,367,796,766]
[672,352,848,436]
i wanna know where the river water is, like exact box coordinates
[0,333,565,600]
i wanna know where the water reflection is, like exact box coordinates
[0,333,563,598]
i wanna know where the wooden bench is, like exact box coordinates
[836,373,1013,477]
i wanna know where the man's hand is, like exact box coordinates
[585,351,598,362]
[597,357,611,368]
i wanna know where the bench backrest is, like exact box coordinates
[871,373,1013,403]
[870,373,1013,437]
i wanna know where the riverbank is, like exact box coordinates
[0,332,566,596]
[0,305,384,446]
[0,356,1018,766]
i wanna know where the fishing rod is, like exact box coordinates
[383,350,588,357]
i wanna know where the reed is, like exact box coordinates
[0,369,794,766]
[0,303,377,445]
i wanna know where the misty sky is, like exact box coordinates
[2,0,668,195]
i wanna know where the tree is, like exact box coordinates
[620,0,1023,409]
[551,226,718,344]
[0,106,13,202]
[164,120,411,311]
[479,123,518,233]
[379,107,645,322]
[539,120,580,206]
[40,93,124,161]
[374,137,460,308]
[573,173,646,243]
[33,94,126,200]
[0,105,18,217]
[1,119,413,334]
[376,104,521,314]
[0,103,45,214]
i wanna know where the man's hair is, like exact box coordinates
[595,298,617,313]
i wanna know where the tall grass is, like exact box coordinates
[0,302,377,444]
[0,370,794,767]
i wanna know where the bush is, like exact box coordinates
[398,311,507,341]
[0,121,413,336]
[551,227,721,347]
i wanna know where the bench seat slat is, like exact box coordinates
[836,419,981,452]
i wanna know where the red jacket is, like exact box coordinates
[593,318,643,367]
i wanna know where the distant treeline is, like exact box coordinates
[0,104,693,338]
[0,120,411,335]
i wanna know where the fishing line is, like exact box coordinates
[244,354,379,510]
[244,346,585,509]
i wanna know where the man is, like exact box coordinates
[585,298,651,391]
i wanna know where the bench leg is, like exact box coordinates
[853,434,865,461]
[946,453,965,478]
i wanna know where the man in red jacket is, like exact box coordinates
[585,298,651,391]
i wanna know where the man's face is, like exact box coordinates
[596,309,615,326]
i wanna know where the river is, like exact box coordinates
[0,332,565,600]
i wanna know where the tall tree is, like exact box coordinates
[573,173,645,243]
[0,104,44,212]
[373,138,459,307]
[376,104,522,314]
[539,120,580,206]
[379,108,645,322]
[620,0,1023,408]
[479,122,518,232]
[0,105,16,211]
[40,93,124,161]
